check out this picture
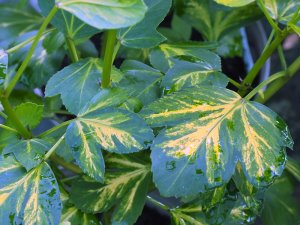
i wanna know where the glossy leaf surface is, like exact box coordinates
[214,0,255,7]
[65,89,153,181]
[149,43,220,73]
[56,0,148,30]
[178,0,262,41]
[70,153,151,225]
[40,0,99,40]
[3,139,49,171]
[45,58,122,114]
[262,0,300,24]
[118,0,172,48]
[119,60,163,107]
[141,86,293,197]
[162,59,228,91]
[0,155,61,225]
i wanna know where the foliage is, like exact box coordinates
[0,0,300,225]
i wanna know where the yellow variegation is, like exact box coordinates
[141,86,293,197]
[214,0,255,7]
[0,155,61,225]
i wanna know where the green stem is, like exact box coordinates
[255,56,300,103]
[112,40,121,63]
[6,29,54,54]
[101,30,117,89]
[228,78,241,89]
[238,33,286,96]
[65,36,79,62]
[277,45,287,70]
[44,134,65,160]
[146,196,169,211]
[262,29,275,53]
[0,98,31,138]
[244,72,286,100]
[61,175,80,183]
[0,111,7,119]
[257,0,280,33]
[0,124,18,133]
[4,6,58,97]
[38,119,73,138]
[50,154,82,174]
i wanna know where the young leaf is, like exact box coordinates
[119,60,163,107]
[261,0,300,25]
[70,154,151,225]
[141,86,293,197]
[214,0,255,7]
[118,0,172,48]
[56,0,148,30]
[8,102,44,130]
[45,58,123,115]
[0,155,61,225]
[3,139,50,171]
[149,43,219,73]
[65,88,154,181]
[162,60,228,91]
[40,0,99,40]
[178,0,262,41]
[262,175,299,225]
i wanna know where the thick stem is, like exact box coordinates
[255,56,300,103]
[50,154,82,174]
[238,33,286,96]
[101,30,117,89]
[65,36,79,62]
[0,98,31,138]
[4,6,58,97]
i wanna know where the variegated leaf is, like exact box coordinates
[45,58,123,115]
[66,89,154,182]
[149,43,219,73]
[0,155,61,225]
[141,86,293,197]
[214,0,255,7]
[0,50,8,88]
[70,153,151,225]
[3,139,50,171]
[162,60,228,91]
[56,0,147,30]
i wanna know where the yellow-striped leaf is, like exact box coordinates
[66,89,154,182]
[0,155,61,225]
[214,0,255,7]
[141,86,293,197]
[45,58,123,114]
[56,0,147,30]
[0,50,8,89]
[3,139,50,171]
[70,153,151,225]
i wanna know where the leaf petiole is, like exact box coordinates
[44,134,65,160]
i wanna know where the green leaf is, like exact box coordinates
[141,86,293,197]
[0,50,8,89]
[119,60,163,107]
[178,0,262,41]
[43,29,65,54]
[118,0,172,48]
[0,4,42,44]
[56,0,148,30]
[214,0,255,7]
[65,88,154,181]
[262,174,299,225]
[45,58,123,115]
[70,153,151,225]
[149,42,220,73]
[216,30,243,57]
[3,139,50,171]
[40,0,99,40]
[286,158,300,182]
[162,59,228,91]
[290,24,300,36]
[262,0,300,24]
[0,155,61,225]
[8,102,44,130]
